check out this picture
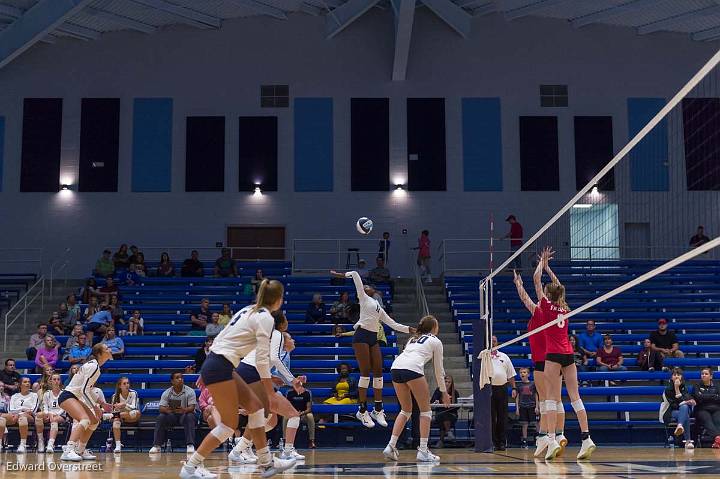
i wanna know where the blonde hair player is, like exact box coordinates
[513,268,568,457]
[38,373,67,453]
[180,279,297,479]
[383,315,449,463]
[533,247,595,460]
[330,270,415,428]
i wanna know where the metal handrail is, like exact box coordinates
[49,248,71,297]
[3,277,45,351]
[409,248,429,318]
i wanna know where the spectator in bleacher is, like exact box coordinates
[218,304,233,327]
[690,225,710,249]
[149,372,198,454]
[65,294,82,328]
[251,268,265,294]
[569,334,589,372]
[503,215,523,270]
[285,380,316,449]
[68,334,92,365]
[205,313,223,337]
[432,375,460,448]
[80,277,99,304]
[368,257,394,296]
[181,250,204,277]
[693,367,720,448]
[101,327,125,359]
[330,291,351,323]
[133,252,147,277]
[85,303,112,345]
[108,295,126,331]
[214,248,237,277]
[190,298,211,335]
[95,249,115,277]
[157,252,175,277]
[113,244,130,270]
[650,319,684,364]
[26,323,55,360]
[193,336,213,373]
[127,245,140,266]
[305,293,326,324]
[323,363,358,405]
[378,231,391,263]
[661,367,695,449]
[125,263,141,286]
[128,309,144,336]
[57,302,69,323]
[99,276,119,303]
[82,296,99,323]
[357,259,369,279]
[595,334,627,373]
[0,359,21,395]
[48,316,65,336]
[110,376,141,453]
[417,229,432,283]
[489,335,516,451]
[65,324,84,355]
[578,320,603,367]
[637,338,654,371]
[64,364,80,386]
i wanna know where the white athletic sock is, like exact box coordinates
[187,452,205,468]
[388,435,399,447]
[256,446,271,465]
[19,439,26,446]
[419,438,428,451]
[547,433,555,442]
[76,442,86,454]
[48,439,54,447]
[235,436,251,451]
[285,440,294,450]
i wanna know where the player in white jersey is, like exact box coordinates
[110,376,141,453]
[230,311,303,464]
[58,343,113,461]
[38,373,66,453]
[383,315,450,463]
[0,377,41,453]
[330,270,414,428]
[181,279,296,479]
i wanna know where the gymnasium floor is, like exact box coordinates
[1,448,719,478]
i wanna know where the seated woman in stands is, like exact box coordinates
[128,309,144,336]
[330,292,352,323]
[636,339,654,371]
[110,377,141,453]
[80,277,99,304]
[157,252,175,277]
[660,367,695,449]
[693,367,720,449]
[323,363,358,405]
[432,375,460,447]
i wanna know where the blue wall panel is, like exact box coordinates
[627,98,668,191]
[462,98,502,191]
[132,98,173,192]
[294,98,333,192]
[0,117,4,192]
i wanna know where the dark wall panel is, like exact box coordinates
[186,116,225,192]
[79,98,120,192]
[351,98,389,191]
[682,98,720,191]
[238,116,277,192]
[407,98,446,191]
[520,116,559,191]
[20,98,62,192]
[574,116,614,190]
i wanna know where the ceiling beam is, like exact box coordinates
[471,2,496,16]
[391,0,415,81]
[56,22,100,39]
[0,0,94,70]
[692,24,720,41]
[325,0,381,39]
[422,0,471,37]
[504,0,572,21]
[0,3,22,19]
[638,5,720,35]
[85,6,157,34]
[226,0,287,20]
[300,3,324,15]
[128,0,221,29]
[572,0,658,28]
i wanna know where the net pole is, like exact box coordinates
[484,47,720,283]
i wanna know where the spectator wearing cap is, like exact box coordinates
[214,248,237,277]
[649,319,683,371]
[503,215,523,270]
[690,226,710,249]
[95,249,115,277]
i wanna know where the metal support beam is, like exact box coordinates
[0,3,22,19]
[391,0,415,81]
[56,22,100,39]
[572,0,658,28]
[638,5,720,35]
[471,2,496,16]
[0,0,94,70]
[85,7,157,33]
[226,0,287,20]
[692,25,720,41]
[325,0,381,38]
[422,0,471,37]
[504,0,571,21]
[300,3,324,16]
[128,0,221,28]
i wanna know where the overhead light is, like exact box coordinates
[253,184,262,196]
[573,204,593,209]
[60,184,71,191]
[394,184,405,190]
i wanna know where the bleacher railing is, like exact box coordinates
[3,276,44,351]
[0,248,43,276]
[49,248,71,296]
[102,246,288,264]
[292,238,392,273]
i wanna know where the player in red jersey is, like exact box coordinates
[532,247,596,461]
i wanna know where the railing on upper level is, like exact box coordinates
[49,248,71,296]
[3,277,45,351]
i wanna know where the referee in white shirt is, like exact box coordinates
[490,335,517,451]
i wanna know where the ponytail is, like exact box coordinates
[410,315,438,341]
[545,283,569,310]
[252,279,284,313]
[87,343,106,362]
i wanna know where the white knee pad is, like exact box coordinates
[247,409,265,429]
[264,414,276,433]
[210,423,234,442]
[556,401,565,413]
[88,421,99,431]
[372,377,383,389]
[544,400,557,412]
[571,399,585,413]
[399,410,412,419]
[420,411,432,418]
[358,376,370,389]
[18,416,28,427]
[79,418,91,430]
[50,422,58,433]
[538,402,546,415]
[0,417,6,429]
[287,416,300,429]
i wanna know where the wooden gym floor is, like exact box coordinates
[0,447,719,478]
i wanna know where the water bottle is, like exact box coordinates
[166,439,172,452]
[106,437,113,452]
[278,438,284,452]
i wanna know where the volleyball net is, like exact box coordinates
[476,46,720,389]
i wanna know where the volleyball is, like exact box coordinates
[356,217,373,235]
